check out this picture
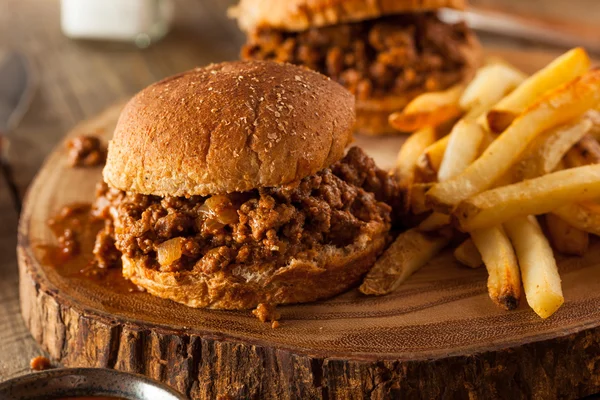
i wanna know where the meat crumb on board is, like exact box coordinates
[252,303,280,327]
[66,135,106,167]
[30,356,52,371]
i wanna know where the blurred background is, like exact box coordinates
[0,0,599,380]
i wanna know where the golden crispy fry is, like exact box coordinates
[471,226,521,310]
[504,216,564,318]
[359,228,452,296]
[410,182,434,215]
[415,124,485,221]
[564,134,600,167]
[485,47,591,134]
[415,135,450,182]
[389,84,464,132]
[427,70,600,213]
[552,202,600,236]
[437,120,485,182]
[403,84,464,115]
[395,127,437,213]
[455,165,600,231]
[389,106,462,133]
[454,238,483,268]
[418,212,451,231]
[516,117,592,180]
[545,213,589,256]
[460,63,526,120]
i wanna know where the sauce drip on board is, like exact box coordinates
[39,203,142,294]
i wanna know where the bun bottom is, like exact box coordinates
[122,222,389,309]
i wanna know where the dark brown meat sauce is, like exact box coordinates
[92,147,397,273]
[242,12,473,99]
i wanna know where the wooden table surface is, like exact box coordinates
[0,0,598,386]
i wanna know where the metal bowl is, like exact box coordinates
[0,368,186,400]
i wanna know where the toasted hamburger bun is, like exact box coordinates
[104,60,355,197]
[230,0,466,32]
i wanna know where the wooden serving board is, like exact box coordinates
[18,49,600,400]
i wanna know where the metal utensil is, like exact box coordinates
[0,368,186,400]
[440,7,600,55]
[0,50,36,213]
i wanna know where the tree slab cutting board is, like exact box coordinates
[18,48,600,399]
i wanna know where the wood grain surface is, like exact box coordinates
[17,49,600,399]
[2,0,599,393]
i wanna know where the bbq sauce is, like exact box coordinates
[39,203,141,294]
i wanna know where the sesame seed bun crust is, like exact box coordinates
[103,61,355,197]
[230,0,466,32]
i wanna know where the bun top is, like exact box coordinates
[230,0,466,32]
[103,60,355,197]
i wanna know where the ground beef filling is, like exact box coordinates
[242,12,473,100]
[92,147,396,274]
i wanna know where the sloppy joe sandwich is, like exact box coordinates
[93,60,398,309]
[231,0,482,135]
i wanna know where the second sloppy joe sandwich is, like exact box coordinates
[231,0,482,135]
[93,60,399,309]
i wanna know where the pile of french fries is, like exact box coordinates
[360,47,600,319]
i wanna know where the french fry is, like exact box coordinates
[564,134,600,167]
[455,164,600,232]
[504,216,563,318]
[485,47,591,133]
[454,238,483,268]
[395,127,437,213]
[410,182,434,215]
[471,226,521,310]
[427,69,600,213]
[418,212,451,231]
[552,202,600,236]
[415,135,450,181]
[437,120,485,182]
[545,213,589,256]
[389,84,464,132]
[418,123,485,225]
[516,117,592,180]
[359,228,452,296]
[460,63,527,120]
